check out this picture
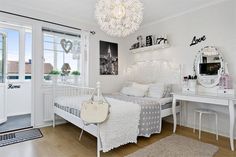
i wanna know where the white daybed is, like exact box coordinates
[52,60,182,157]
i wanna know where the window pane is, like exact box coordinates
[44,51,54,74]
[65,53,78,72]
[2,28,20,80]
[43,34,54,73]
[56,44,63,52]
[43,31,81,82]
[44,41,54,50]
[56,52,63,70]
[44,35,53,42]
[25,31,32,79]
[0,34,3,83]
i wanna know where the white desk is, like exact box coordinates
[172,92,236,151]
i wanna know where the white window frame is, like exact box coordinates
[0,23,32,82]
[42,31,83,83]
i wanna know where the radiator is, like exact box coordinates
[43,88,53,121]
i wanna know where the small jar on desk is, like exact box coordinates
[182,75,197,93]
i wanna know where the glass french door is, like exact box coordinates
[0,23,32,132]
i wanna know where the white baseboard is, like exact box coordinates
[7,112,31,117]
[34,120,67,129]
[184,122,236,140]
[163,118,236,140]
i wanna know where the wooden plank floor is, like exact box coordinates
[0,121,235,157]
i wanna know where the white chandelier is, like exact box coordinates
[95,0,144,37]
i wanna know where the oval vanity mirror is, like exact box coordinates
[194,46,224,88]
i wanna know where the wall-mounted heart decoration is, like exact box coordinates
[60,39,73,53]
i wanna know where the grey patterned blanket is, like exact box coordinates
[105,94,162,137]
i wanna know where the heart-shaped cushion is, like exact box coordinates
[60,39,73,53]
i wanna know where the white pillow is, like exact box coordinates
[147,83,165,99]
[122,81,133,87]
[132,82,149,91]
[148,83,173,98]
[121,86,146,97]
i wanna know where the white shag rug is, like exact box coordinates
[125,134,219,157]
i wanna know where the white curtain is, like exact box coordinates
[80,31,90,86]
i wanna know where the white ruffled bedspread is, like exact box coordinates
[100,97,141,152]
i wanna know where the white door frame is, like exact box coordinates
[0,15,35,127]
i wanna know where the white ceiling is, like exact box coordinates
[0,0,226,27]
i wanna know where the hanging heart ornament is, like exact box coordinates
[60,39,73,53]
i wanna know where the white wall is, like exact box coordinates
[89,31,132,93]
[125,0,236,138]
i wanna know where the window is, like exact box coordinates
[43,29,84,83]
[0,33,4,83]
[3,28,20,80]
[25,31,32,80]
[0,24,32,81]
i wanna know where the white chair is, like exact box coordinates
[193,108,218,140]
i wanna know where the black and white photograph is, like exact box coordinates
[100,40,118,75]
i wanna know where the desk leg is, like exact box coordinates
[229,100,235,151]
[172,97,177,133]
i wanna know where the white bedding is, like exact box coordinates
[100,97,141,152]
[55,95,141,152]
[54,95,172,152]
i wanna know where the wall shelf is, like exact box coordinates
[130,43,170,54]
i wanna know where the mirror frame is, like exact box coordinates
[193,46,224,88]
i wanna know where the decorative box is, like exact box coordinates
[219,74,233,89]
[146,35,153,46]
